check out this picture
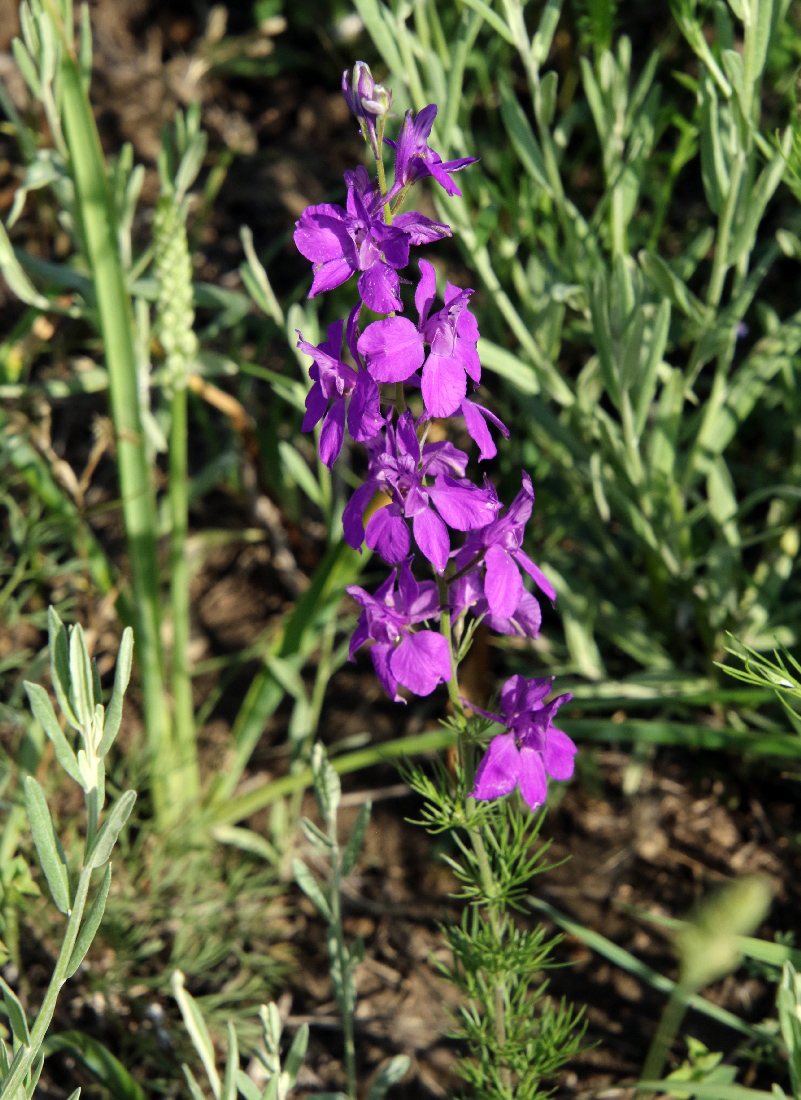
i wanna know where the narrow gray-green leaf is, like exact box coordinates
[97,626,133,757]
[341,801,371,877]
[292,859,332,922]
[0,976,30,1047]
[300,817,333,850]
[23,682,82,785]
[0,216,49,310]
[66,863,111,979]
[24,776,70,914]
[172,971,221,1100]
[236,1070,261,1100]
[182,1064,210,1100]
[366,1055,410,1100]
[69,623,94,731]
[498,77,551,193]
[86,790,136,871]
[284,1022,308,1083]
[48,606,81,729]
[222,1021,238,1100]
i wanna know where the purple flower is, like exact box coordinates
[298,305,383,467]
[347,558,451,700]
[294,166,450,313]
[453,472,555,621]
[471,675,576,810]
[460,398,509,461]
[387,104,477,198]
[357,259,481,418]
[342,62,391,158]
[342,410,499,574]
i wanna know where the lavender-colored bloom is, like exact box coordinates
[387,104,477,198]
[471,675,576,810]
[294,166,450,313]
[347,558,451,700]
[357,260,481,418]
[460,398,509,461]
[342,62,391,158]
[297,305,383,467]
[453,471,555,621]
[342,410,499,574]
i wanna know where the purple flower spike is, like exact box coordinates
[387,104,477,197]
[451,572,542,638]
[347,559,451,700]
[453,471,555,620]
[471,675,576,811]
[342,410,499,573]
[297,304,383,467]
[294,166,450,313]
[358,260,482,419]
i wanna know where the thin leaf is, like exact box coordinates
[44,1030,145,1100]
[284,1023,309,1084]
[292,859,332,922]
[66,863,112,979]
[97,626,133,757]
[0,976,30,1047]
[24,776,70,914]
[172,971,221,1100]
[366,1055,410,1100]
[222,1021,238,1100]
[85,790,136,871]
[23,682,82,785]
[341,802,371,877]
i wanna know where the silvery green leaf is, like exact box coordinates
[700,77,729,215]
[19,3,39,56]
[69,623,95,732]
[279,441,323,509]
[27,1051,44,1098]
[284,1022,309,1083]
[222,1021,238,1100]
[261,1001,282,1057]
[341,802,371,877]
[261,1077,280,1100]
[299,817,333,850]
[540,69,558,128]
[239,226,283,327]
[0,217,49,311]
[7,155,62,227]
[24,776,70,914]
[86,790,136,870]
[66,1089,81,1100]
[310,743,340,823]
[498,77,551,194]
[366,1055,410,1100]
[292,859,331,922]
[181,1065,210,1100]
[23,682,82,785]
[0,1036,8,1072]
[11,38,42,99]
[97,627,133,757]
[0,975,30,1047]
[531,0,561,67]
[36,9,58,86]
[235,1071,261,1100]
[175,131,208,202]
[78,2,92,88]
[172,971,221,1099]
[66,863,111,979]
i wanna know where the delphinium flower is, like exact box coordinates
[297,305,382,468]
[451,471,555,622]
[357,258,481,418]
[294,165,450,313]
[386,103,477,198]
[346,559,451,701]
[293,61,574,817]
[470,675,577,810]
[342,409,499,574]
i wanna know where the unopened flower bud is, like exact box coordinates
[342,61,391,158]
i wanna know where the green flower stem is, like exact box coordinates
[0,864,93,1098]
[438,580,511,1088]
[328,820,357,1100]
[169,382,199,805]
[634,982,691,1100]
[58,42,172,823]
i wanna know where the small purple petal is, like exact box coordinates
[415,258,437,324]
[309,256,354,298]
[513,549,557,602]
[412,507,450,574]
[357,263,403,314]
[319,400,345,468]
[366,505,410,563]
[543,728,577,781]
[422,353,468,418]
[518,746,548,810]
[472,734,519,801]
[348,372,383,442]
[483,544,523,620]
[429,477,499,531]
[359,317,425,383]
[302,381,327,432]
[342,481,377,549]
[390,630,451,696]
[370,642,402,703]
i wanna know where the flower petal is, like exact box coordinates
[429,476,499,531]
[310,257,353,298]
[342,481,378,549]
[513,549,557,602]
[518,746,548,810]
[370,643,402,703]
[348,372,383,442]
[359,317,425,383]
[413,507,450,574]
[357,263,403,313]
[366,505,410,563]
[319,399,345,468]
[484,544,523,620]
[390,630,451,696]
[472,734,519,801]
[422,353,467,418]
[543,728,577,781]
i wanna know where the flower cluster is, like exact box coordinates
[293,63,577,812]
